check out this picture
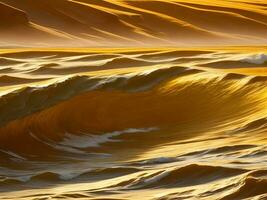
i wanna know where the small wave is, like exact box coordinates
[31,63,97,75]
[240,148,267,158]
[178,144,257,158]
[235,118,267,133]
[137,50,212,60]
[240,53,267,65]
[135,157,178,165]
[30,172,61,182]
[0,75,46,86]
[66,54,120,62]
[199,53,267,69]
[0,178,23,186]
[116,164,247,189]
[249,170,267,178]
[27,167,141,183]
[221,73,246,81]
[206,145,257,155]
[102,57,155,68]
[247,76,267,84]
[220,177,267,200]
[0,57,23,65]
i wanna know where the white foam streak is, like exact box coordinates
[60,127,158,148]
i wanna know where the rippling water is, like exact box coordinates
[0,47,267,199]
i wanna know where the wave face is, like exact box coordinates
[1,47,267,199]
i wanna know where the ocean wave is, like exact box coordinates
[240,53,267,65]
[1,166,142,185]
[137,50,212,60]
[0,75,46,86]
[114,164,247,189]
[220,177,267,200]
[0,66,267,156]
[0,66,195,127]
[0,57,23,65]
[199,53,267,69]
[135,157,178,165]
[101,57,154,68]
